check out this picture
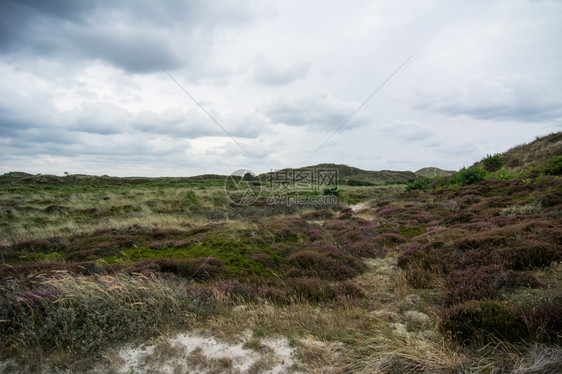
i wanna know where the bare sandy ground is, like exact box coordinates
[108,331,299,373]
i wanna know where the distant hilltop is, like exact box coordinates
[2,131,559,187]
[414,167,456,178]
[260,163,416,186]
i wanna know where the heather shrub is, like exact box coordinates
[284,250,364,281]
[348,238,387,258]
[302,209,335,220]
[397,244,449,288]
[1,274,217,357]
[249,253,276,269]
[441,300,526,345]
[526,304,562,343]
[124,260,160,276]
[332,281,366,301]
[11,236,69,253]
[447,265,503,304]
[439,212,474,225]
[372,232,408,247]
[213,280,254,301]
[541,191,562,208]
[125,257,228,281]
[499,241,561,270]
[447,265,540,304]
[287,277,336,303]
[158,257,227,281]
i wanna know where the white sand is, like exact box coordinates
[112,331,299,373]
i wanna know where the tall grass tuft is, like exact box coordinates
[0,274,216,364]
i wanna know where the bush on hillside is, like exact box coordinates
[539,155,562,176]
[482,153,505,172]
[448,167,488,186]
[405,177,432,191]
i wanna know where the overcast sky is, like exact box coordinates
[1,0,561,176]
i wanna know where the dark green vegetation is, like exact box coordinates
[1,132,561,372]
[261,163,416,186]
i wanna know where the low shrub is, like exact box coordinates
[448,167,488,186]
[482,154,505,172]
[539,155,562,175]
[372,232,408,247]
[499,241,561,270]
[0,274,217,357]
[284,250,365,281]
[397,244,449,288]
[287,277,335,303]
[441,300,527,345]
[447,265,503,304]
[333,281,366,301]
[406,177,432,191]
[125,257,228,281]
[526,304,562,343]
[302,209,335,220]
[348,238,387,258]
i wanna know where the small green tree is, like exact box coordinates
[449,167,488,186]
[406,177,432,191]
[482,153,505,172]
[539,155,562,175]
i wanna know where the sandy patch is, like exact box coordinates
[349,202,367,212]
[112,331,299,374]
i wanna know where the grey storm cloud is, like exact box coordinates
[0,0,255,74]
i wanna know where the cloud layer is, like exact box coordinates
[1,0,561,176]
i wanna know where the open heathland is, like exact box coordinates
[0,133,561,373]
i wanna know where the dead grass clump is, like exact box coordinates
[339,323,466,374]
[511,344,562,374]
[287,277,336,303]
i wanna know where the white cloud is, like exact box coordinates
[1,0,561,176]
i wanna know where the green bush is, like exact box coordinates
[539,155,562,175]
[482,154,505,172]
[346,179,375,186]
[448,167,488,186]
[323,187,339,196]
[405,177,432,191]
